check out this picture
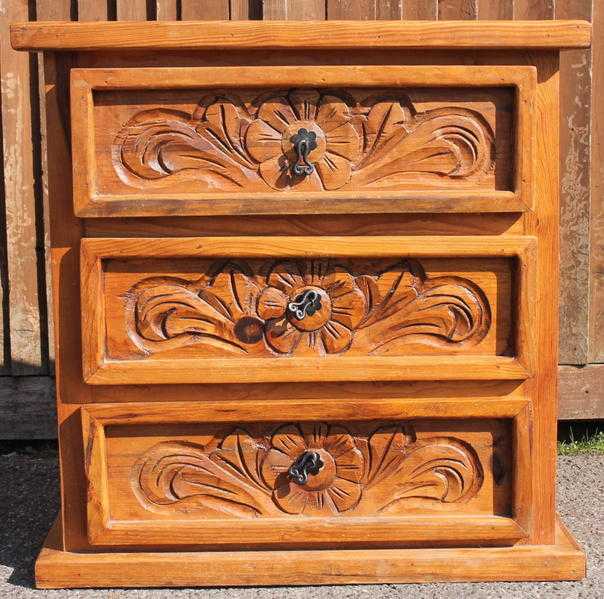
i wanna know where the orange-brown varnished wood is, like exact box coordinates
[81,397,529,548]
[70,65,535,216]
[11,20,591,51]
[80,236,536,384]
[34,515,585,588]
[10,20,587,588]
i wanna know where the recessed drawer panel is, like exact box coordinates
[71,65,535,217]
[81,236,536,385]
[81,398,531,548]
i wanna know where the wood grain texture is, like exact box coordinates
[155,0,178,20]
[478,0,513,20]
[513,0,554,20]
[81,398,527,547]
[109,257,495,357]
[181,0,229,20]
[34,0,71,375]
[438,0,477,20]
[34,516,586,588]
[264,0,326,20]
[7,20,590,586]
[522,52,559,545]
[558,364,604,419]
[71,64,535,217]
[0,367,590,440]
[590,0,604,361]
[116,0,149,20]
[77,0,108,21]
[80,235,535,385]
[10,21,591,51]
[557,0,593,364]
[403,0,437,19]
[1,0,45,374]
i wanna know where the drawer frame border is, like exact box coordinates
[80,235,537,385]
[71,65,536,217]
[80,396,532,548]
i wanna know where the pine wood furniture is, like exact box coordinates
[11,20,590,588]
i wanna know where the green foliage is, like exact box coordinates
[558,423,604,455]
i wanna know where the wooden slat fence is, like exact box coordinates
[0,0,601,438]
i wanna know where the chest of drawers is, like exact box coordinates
[11,19,590,588]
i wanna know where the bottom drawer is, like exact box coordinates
[81,398,531,548]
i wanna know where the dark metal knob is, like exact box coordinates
[288,289,322,321]
[288,451,324,485]
[291,128,317,177]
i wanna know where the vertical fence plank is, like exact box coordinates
[327,0,376,20]
[231,0,262,19]
[513,0,554,19]
[590,0,604,362]
[328,1,401,20]
[264,0,325,19]
[377,0,401,19]
[181,0,229,19]
[556,0,592,364]
[402,1,437,19]
[0,0,45,375]
[77,0,109,20]
[35,0,72,375]
[262,0,285,19]
[0,60,6,373]
[438,0,477,19]
[477,0,512,19]
[117,0,149,20]
[156,0,178,20]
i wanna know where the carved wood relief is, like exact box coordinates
[124,258,491,357]
[112,89,495,192]
[133,423,484,518]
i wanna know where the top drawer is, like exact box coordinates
[71,65,535,217]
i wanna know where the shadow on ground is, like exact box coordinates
[0,443,59,590]
[0,442,602,598]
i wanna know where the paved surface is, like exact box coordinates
[0,444,602,598]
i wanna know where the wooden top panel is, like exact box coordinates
[11,20,590,52]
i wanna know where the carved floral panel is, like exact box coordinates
[110,88,498,193]
[132,422,485,518]
[121,258,493,358]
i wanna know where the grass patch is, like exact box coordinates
[558,421,604,455]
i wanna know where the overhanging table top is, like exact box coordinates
[11,20,591,52]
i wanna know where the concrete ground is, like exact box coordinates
[0,444,601,598]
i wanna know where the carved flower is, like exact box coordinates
[256,261,367,355]
[245,90,361,190]
[261,423,364,515]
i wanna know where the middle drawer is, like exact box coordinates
[81,235,535,385]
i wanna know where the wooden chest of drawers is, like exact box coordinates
[11,19,590,588]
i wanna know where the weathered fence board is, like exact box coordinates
[1,0,46,376]
[558,0,593,365]
[590,0,604,363]
[0,0,600,438]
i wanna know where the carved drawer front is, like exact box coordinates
[81,398,531,548]
[71,65,535,217]
[81,236,536,385]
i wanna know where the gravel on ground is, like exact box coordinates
[0,445,602,598]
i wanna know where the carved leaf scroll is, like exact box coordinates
[125,258,491,357]
[133,423,484,518]
[112,89,495,192]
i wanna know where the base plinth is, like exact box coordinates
[35,516,585,589]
